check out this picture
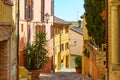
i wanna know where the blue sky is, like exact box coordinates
[54,0,85,21]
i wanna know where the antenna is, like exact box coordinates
[77,11,79,21]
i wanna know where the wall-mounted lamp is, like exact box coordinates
[44,13,50,24]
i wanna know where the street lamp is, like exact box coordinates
[44,13,50,24]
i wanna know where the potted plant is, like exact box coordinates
[24,32,48,78]
[74,56,82,73]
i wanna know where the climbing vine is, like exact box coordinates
[84,0,105,48]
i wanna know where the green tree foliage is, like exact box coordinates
[75,56,82,67]
[24,32,48,70]
[83,48,90,58]
[84,0,105,47]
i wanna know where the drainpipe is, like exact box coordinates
[105,0,109,79]
[17,0,20,80]
[57,26,62,70]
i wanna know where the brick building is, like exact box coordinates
[0,0,18,80]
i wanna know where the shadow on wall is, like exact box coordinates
[19,32,26,66]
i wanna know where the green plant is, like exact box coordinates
[24,32,48,70]
[75,56,82,67]
[84,0,105,48]
[83,49,90,58]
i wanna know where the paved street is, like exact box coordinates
[38,72,92,80]
[31,68,92,80]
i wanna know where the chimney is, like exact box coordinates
[78,20,81,28]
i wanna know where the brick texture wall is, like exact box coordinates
[0,40,9,80]
[84,41,106,80]
[84,57,90,74]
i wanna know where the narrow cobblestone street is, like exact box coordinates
[37,72,91,80]
[39,72,91,80]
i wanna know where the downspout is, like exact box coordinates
[17,0,20,79]
[105,0,109,79]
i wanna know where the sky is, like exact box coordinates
[54,0,85,21]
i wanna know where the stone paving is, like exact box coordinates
[32,68,92,80]
[38,72,92,80]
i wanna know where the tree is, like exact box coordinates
[84,0,105,48]
[24,32,48,70]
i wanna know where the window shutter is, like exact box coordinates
[36,25,40,34]
[25,0,33,20]
[43,25,46,33]
[41,0,45,22]
[30,0,33,19]
[51,0,54,16]
[50,25,54,39]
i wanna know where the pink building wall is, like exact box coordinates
[19,0,54,72]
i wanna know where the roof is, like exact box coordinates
[54,16,71,24]
[70,26,83,35]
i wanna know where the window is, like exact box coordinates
[21,24,24,32]
[4,0,13,5]
[57,27,59,34]
[51,0,54,15]
[41,0,45,22]
[54,26,57,34]
[27,25,31,44]
[36,25,46,34]
[65,26,69,33]
[61,44,64,51]
[25,0,33,20]
[65,43,69,50]
[60,26,63,34]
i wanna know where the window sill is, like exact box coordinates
[25,19,32,22]
[4,1,13,6]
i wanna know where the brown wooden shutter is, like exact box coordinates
[42,25,46,33]
[25,0,27,19]
[30,0,33,19]
[41,0,45,22]
[50,25,54,39]
[51,0,54,16]
[36,25,40,34]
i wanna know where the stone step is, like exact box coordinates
[20,77,28,80]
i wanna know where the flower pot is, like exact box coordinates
[75,67,82,73]
[30,70,41,78]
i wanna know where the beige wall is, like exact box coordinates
[69,30,83,56]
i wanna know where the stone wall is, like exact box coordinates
[84,40,106,80]
[84,57,90,74]
[0,23,17,80]
[0,41,9,80]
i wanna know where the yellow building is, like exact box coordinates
[0,0,18,80]
[54,16,71,70]
[81,15,88,74]
[108,0,120,80]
